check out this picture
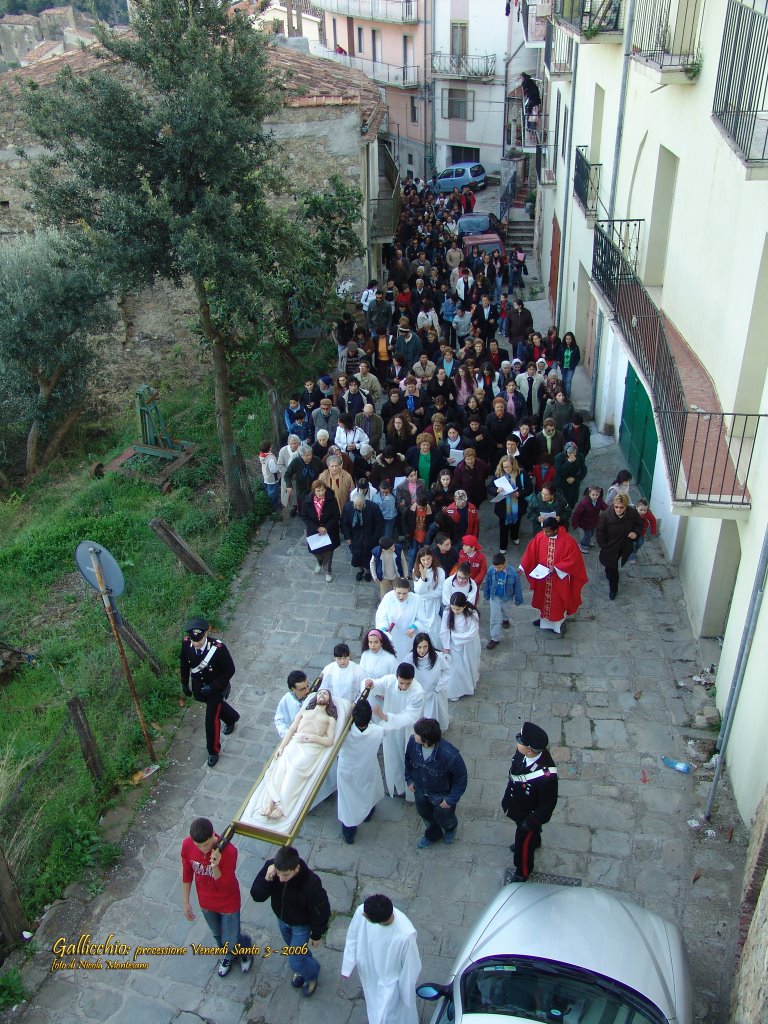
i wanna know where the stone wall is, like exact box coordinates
[730,786,768,1023]
[267,104,367,288]
[0,19,41,64]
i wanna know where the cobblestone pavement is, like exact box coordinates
[8,435,747,1024]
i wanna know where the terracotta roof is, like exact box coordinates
[20,39,63,63]
[270,45,386,137]
[0,36,387,136]
[38,4,75,13]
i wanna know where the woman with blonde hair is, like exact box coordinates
[491,454,529,551]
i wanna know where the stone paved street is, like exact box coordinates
[9,433,748,1024]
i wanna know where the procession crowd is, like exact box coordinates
[180,179,659,1021]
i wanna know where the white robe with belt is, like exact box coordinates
[413,569,446,648]
[375,592,423,661]
[342,906,421,1024]
[368,674,425,798]
[337,723,385,827]
[406,652,450,730]
[441,610,481,701]
[321,660,367,704]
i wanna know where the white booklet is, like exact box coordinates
[494,476,516,494]
[307,533,333,551]
[529,563,551,579]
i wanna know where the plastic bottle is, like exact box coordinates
[661,756,692,774]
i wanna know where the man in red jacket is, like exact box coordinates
[181,817,253,977]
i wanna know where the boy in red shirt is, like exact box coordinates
[181,817,253,977]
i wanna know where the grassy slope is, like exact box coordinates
[0,374,273,917]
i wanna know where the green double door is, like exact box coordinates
[618,364,657,499]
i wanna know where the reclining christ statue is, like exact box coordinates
[259,689,338,820]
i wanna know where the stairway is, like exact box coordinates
[505,218,535,252]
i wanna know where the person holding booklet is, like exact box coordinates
[518,521,588,636]
[301,479,341,583]
[490,455,529,551]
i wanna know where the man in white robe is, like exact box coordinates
[321,644,367,704]
[374,580,424,661]
[274,670,310,738]
[337,699,385,844]
[364,665,424,800]
[341,894,421,1024]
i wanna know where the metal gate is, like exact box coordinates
[619,363,658,499]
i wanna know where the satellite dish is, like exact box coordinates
[74,541,126,597]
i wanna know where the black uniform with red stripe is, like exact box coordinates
[501,748,558,878]
[180,636,238,757]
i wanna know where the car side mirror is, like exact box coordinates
[417,983,451,1001]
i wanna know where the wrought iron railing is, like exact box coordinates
[712,0,768,163]
[632,0,703,68]
[593,220,762,505]
[553,0,624,35]
[309,42,419,85]
[545,18,576,74]
[536,140,558,185]
[573,146,601,213]
[313,0,418,22]
[499,168,519,223]
[430,53,496,78]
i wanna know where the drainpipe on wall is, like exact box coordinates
[704,524,768,821]
[591,0,637,417]
[554,44,578,324]
[428,0,435,176]
[364,141,372,282]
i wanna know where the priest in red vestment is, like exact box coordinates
[519,521,588,635]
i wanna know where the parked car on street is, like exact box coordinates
[433,162,487,193]
[417,883,693,1024]
[457,211,503,241]
[462,232,506,259]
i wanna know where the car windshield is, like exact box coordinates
[459,216,489,232]
[461,959,669,1023]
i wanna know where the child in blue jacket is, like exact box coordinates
[483,552,523,649]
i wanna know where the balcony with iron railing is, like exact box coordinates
[520,0,551,46]
[309,42,420,86]
[712,0,768,175]
[573,145,602,218]
[312,0,418,22]
[591,219,764,511]
[536,137,558,187]
[544,18,575,78]
[631,0,704,81]
[553,0,625,40]
[430,53,497,79]
[508,95,548,152]
[370,144,401,239]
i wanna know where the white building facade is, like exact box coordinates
[523,0,768,825]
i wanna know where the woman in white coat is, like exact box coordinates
[411,547,445,648]
[359,629,398,678]
[441,592,481,701]
[374,579,423,661]
[407,633,449,731]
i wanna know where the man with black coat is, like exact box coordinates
[180,618,239,768]
[501,721,558,882]
[250,845,331,998]
[506,298,534,348]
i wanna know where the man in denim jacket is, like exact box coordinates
[405,718,467,850]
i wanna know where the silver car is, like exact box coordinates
[417,883,692,1023]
